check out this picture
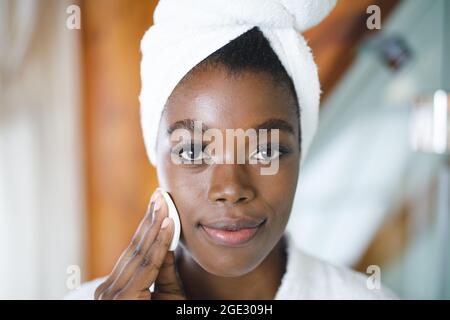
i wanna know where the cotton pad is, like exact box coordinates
[157,188,181,251]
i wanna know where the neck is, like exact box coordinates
[176,235,287,300]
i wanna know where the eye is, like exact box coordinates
[173,143,210,163]
[250,144,283,163]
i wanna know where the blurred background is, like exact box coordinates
[0,0,449,299]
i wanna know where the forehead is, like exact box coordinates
[161,67,298,131]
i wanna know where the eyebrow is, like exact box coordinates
[167,118,295,135]
[254,119,295,135]
[167,119,208,134]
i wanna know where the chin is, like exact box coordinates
[192,246,267,277]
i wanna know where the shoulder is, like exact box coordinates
[276,235,398,300]
[63,276,108,300]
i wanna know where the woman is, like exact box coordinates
[67,0,396,299]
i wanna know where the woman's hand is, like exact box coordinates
[94,190,186,300]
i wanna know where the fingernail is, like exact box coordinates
[150,189,160,205]
[161,217,171,229]
[151,206,158,222]
[154,193,163,212]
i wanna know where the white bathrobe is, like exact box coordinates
[64,232,396,300]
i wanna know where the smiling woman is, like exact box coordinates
[155,31,301,288]
[66,0,397,300]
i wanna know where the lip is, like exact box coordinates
[199,217,266,247]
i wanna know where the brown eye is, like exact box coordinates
[250,144,281,163]
[175,143,210,163]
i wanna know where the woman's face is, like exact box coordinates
[155,65,300,277]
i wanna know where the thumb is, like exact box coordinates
[154,251,185,296]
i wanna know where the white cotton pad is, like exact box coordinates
[157,188,181,251]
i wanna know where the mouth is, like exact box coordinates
[199,217,267,247]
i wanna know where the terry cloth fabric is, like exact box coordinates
[139,0,337,167]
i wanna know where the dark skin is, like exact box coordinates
[95,65,301,300]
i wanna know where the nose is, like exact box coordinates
[207,164,256,205]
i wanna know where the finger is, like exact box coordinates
[95,190,161,299]
[154,251,184,296]
[97,191,167,299]
[121,190,163,263]
[122,217,174,294]
[112,287,152,300]
[103,197,167,294]
[95,220,153,301]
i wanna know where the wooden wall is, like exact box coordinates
[81,0,158,279]
[305,0,400,99]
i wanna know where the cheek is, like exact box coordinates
[258,158,300,220]
[156,156,209,245]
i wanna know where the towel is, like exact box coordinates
[139,0,336,166]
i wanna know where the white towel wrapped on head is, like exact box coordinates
[139,0,337,166]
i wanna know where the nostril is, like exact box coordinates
[236,196,248,204]
[214,196,247,204]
